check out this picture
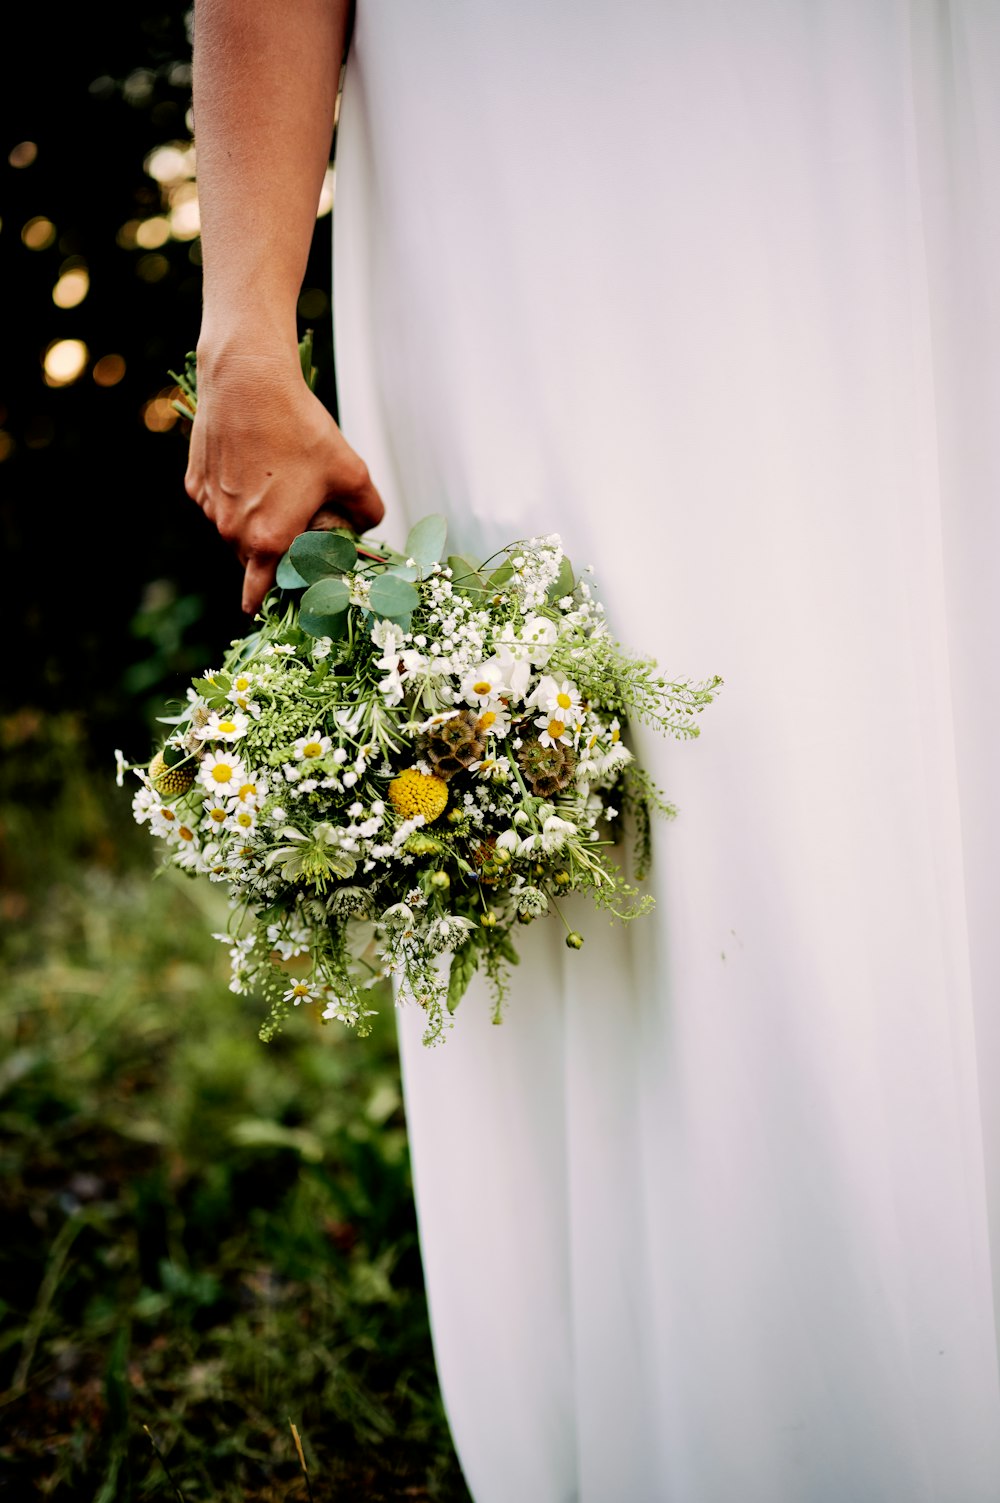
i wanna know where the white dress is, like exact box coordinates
[332,4,1000,1500]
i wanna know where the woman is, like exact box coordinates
[187,3,1000,1499]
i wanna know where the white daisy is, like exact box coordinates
[230,773,268,809]
[293,733,332,760]
[227,806,258,835]
[475,701,512,738]
[544,680,582,719]
[150,803,180,837]
[199,751,247,793]
[202,799,230,830]
[460,659,507,707]
[534,712,571,748]
[195,709,249,743]
[283,981,323,1006]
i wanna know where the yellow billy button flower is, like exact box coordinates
[388,767,449,824]
[149,749,195,796]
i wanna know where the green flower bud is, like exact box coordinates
[429,870,450,890]
[565,931,584,950]
[554,870,571,887]
[480,910,498,927]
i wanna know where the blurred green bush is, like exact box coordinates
[0,716,469,1500]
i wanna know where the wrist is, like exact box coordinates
[195,325,304,385]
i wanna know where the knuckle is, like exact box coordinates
[346,456,371,495]
[245,526,282,560]
[214,514,240,545]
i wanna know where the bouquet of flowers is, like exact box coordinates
[118,348,721,1045]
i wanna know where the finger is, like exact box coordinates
[322,447,386,532]
[242,554,277,616]
[308,504,355,532]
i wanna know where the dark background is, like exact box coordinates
[3,3,339,757]
[1,15,468,1499]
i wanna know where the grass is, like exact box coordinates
[0,711,471,1500]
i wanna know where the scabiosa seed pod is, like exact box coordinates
[420,709,486,780]
[149,748,196,797]
[515,736,576,798]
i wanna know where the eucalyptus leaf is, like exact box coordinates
[276,551,309,590]
[369,573,420,617]
[301,577,350,617]
[546,555,576,603]
[289,530,358,582]
[447,554,487,593]
[300,606,351,640]
[404,513,448,568]
[487,560,515,590]
[383,563,419,582]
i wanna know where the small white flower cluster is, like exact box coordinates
[123,524,712,1046]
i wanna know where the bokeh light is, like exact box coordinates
[123,68,155,106]
[135,216,171,249]
[298,289,328,319]
[9,141,38,169]
[142,389,181,432]
[0,432,14,462]
[168,195,201,241]
[22,217,56,251]
[43,339,89,387]
[136,253,170,282]
[52,267,90,308]
[93,354,127,388]
[145,144,195,184]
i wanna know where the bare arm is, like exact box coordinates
[187,0,383,613]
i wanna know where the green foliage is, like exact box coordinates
[276,552,309,591]
[289,531,359,583]
[404,515,448,570]
[446,941,479,1013]
[0,732,469,1501]
[368,573,420,618]
[299,576,352,637]
[546,555,576,603]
